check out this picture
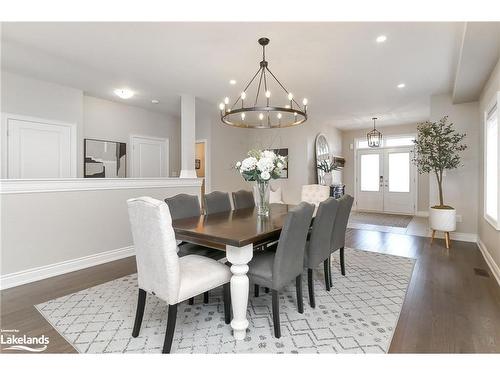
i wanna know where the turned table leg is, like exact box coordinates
[226,243,253,340]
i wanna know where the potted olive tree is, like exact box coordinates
[412,116,467,247]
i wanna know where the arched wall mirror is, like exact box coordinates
[315,133,330,185]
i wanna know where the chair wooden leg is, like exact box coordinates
[162,304,178,354]
[132,288,146,337]
[307,268,315,308]
[296,274,304,314]
[254,284,260,297]
[223,283,231,324]
[271,289,281,338]
[340,247,346,276]
[431,230,436,244]
[188,297,194,305]
[264,287,270,293]
[445,232,450,249]
[204,291,209,304]
[328,255,333,286]
[324,259,331,291]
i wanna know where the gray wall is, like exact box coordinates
[478,58,500,268]
[341,123,430,213]
[83,96,181,177]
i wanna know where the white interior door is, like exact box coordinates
[7,116,76,178]
[356,147,415,214]
[130,135,169,177]
[383,148,415,214]
[356,150,384,211]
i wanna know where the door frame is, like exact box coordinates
[129,134,169,178]
[195,138,210,193]
[354,143,418,214]
[2,112,77,179]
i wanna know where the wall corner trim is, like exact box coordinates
[0,246,135,290]
[477,239,500,287]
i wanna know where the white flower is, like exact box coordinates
[262,150,276,160]
[235,161,242,169]
[261,171,271,180]
[256,157,274,173]
[240,157,257,171]
[276,161,283,170]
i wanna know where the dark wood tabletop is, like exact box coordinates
[172,203,295,250]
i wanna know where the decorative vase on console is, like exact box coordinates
[317,159,336,186]
[235,149,287,216]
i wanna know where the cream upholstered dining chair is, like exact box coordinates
[301,184,330,206]
[127,196,232,353]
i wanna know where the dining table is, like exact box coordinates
[172,203,295,340]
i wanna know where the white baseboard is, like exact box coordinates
[477,239,500,287]
[0,246,135,290]
[415,211,429,217]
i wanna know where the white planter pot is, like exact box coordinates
[429,207,456,232]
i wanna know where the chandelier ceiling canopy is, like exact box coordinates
[219,37,308,129]
[367,117,382,147]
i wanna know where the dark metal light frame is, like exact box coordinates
[367,117,382,147]
[219,37,308,129]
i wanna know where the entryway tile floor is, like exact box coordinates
[348,216,430,237]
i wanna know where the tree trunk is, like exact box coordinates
[436,170,444,206]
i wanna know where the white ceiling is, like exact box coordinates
[0,22,486,130]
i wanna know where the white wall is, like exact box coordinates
[478,58,500,271]
[430,94,479,235]
[341,123,430,213]
[83,96,181,177]
[1,71,84,177]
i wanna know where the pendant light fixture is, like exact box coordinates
[367,117,382,147]
[219,37,308,128]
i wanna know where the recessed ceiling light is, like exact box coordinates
[151,99,160,104]
[397,83,406,88]
[229,79,237,85]
[376,35,387,43]
[114,88,134,99]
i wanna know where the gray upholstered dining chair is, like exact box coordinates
[204,191,232,214]
[127,197,232,354]
[232,190,255,210]
[326,194,354,287]
[247,202,315,338]
[165,193,226,304]
[304,197,339,308]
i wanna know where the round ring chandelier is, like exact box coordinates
[219,37,308,129]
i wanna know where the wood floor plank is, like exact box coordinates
[1,229,499,353]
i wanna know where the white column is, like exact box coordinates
[225,243,253,340]
[179,94,197,178]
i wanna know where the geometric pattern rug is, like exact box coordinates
[348,212,414,228]
[35,248,415,354]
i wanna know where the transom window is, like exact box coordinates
[356,135,415,149]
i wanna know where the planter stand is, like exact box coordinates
[431,230,451,249]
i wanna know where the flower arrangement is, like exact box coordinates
[317,159,337,173]
[235,149,287,182]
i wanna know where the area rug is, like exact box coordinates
[348,212,413,228]
[35,248,415,354]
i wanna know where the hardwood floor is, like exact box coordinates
[1,229,499,353]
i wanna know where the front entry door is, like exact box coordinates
[356,147,415,214]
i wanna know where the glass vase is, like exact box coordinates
[254,180,270,216]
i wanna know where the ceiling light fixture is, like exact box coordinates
[397,83,406,88]
[376,35,387,43]
[367,117,382,148]
[219,37,308,129]
[114,88,134,99]
[151,99,160,104]
[229,79,237,85]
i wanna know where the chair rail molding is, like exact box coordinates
[0,177,202,194]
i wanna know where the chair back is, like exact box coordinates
[204,191,232,214]
[232,190,255,210]
[165,193,201,220]
[127,197,180,304]
[306,197,339,267]
[301,184,330,206]
[330,194,354,251]
[272,202,315,289]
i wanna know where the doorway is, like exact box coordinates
[195,140,208,207]
[356,146,416,215]
[129,135,169,177]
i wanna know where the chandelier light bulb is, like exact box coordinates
[288,93,293,101]
[277,113,282,119]
[294,112,298,117]
[302,98,308,106]
[219,103,225,111]
[241,112,246,120]
[259,113,264,121]
[265,90,271,98]
[285,104,291,109]
[241,92,246,100]
[224,97,229,105]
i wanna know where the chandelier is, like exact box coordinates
[367,117,382,147]
[219,37,308,129]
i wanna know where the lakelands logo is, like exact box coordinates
[0,329,49,352]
